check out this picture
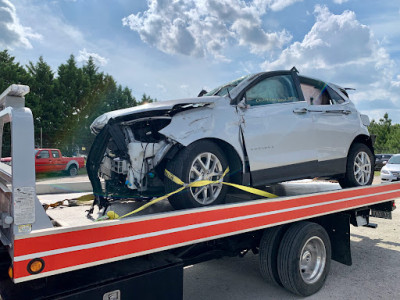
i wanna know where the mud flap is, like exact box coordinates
[316,213,352,266]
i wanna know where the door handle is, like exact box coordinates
[322,109,352,115]
[293,108,308,114]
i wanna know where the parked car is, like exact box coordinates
[375,154,393,170]
[380,154,400,182]
[1,148,85,176]
[87,68,374,210]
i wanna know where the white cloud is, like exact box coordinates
[392,75,400,88]
[77,48,108,66]
[0,0,41,49]
[262,5,400,123]
[333,0,349,4]
[262,5,379,72]
[122,0,299,60]
[266,0,303,11]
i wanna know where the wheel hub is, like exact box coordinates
[189,152,224,205]
[299,236,326,284]
[353,151,371,185]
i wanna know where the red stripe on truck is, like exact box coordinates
[12,185,400,281]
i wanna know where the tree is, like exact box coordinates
[26,56,58,147]
[139,93,156,104]
[54,55,89,153]
[0,50,29,92]
[369,113,393,153]
[385,124,400,153]
[0,50,154,156]
[0,50,30,156]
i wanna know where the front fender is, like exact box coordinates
[159,103,245,162]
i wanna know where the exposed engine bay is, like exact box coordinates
[99,118,172,193]
[86,101,214,214]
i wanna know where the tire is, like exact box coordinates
[259,225,287,286]
[339,143,374,188]
[68,165,78,177]
[165,140,229,210]
[277,222,331,296]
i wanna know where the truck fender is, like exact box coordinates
[65,160,79,171]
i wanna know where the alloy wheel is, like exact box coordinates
[353,151,371,185]
[189,152,224,205]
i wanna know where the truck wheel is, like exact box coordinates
[339,143,374,188]
[165,140,229,210]
[277,222,331,296]
[259,225,287,286]
[68,165,78,177]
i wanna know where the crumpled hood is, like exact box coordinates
[90,96,223,134]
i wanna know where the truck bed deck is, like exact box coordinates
[39,180,342,227]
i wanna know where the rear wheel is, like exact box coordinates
[259,225,287,286]
[68,165,78,177]
[277,222,331,296]
[339,143,374,188]
[165,140,229,210]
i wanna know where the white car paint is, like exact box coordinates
[240,100,316,170]
[88,70,373,197]
[381,155,400,182]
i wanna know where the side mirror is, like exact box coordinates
[237,96,248,110]
[383,161,387,165]
[197,89,207,97]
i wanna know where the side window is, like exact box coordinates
[300,81,346,106]
[51,150,60,158]
[300,83,332,105]
[246,75,300,106]
[37,150,50,159]
[327,86,346,104]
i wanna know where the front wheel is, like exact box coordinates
[339,143,374,188]
[165,140,229,210]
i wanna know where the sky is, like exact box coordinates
[1,0,400,123]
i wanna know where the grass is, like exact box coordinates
[35,167,87,180]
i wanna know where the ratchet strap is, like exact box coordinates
[105,167,277,220]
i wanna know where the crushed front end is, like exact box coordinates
[86,100,213,215]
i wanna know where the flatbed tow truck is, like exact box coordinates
[0,85,398,299]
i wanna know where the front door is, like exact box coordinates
[239,73,317,185]
[35,150,51,172]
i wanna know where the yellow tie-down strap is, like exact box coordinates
[106,167,277,220]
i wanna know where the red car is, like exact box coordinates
[1,148,85,176]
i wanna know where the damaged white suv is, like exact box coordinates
[87,68,374,211]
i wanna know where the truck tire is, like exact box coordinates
[277,222,331,296]
[165,140,229,210]
[339,143,374,188]
[68,165,78,177]
[259,225,287,286]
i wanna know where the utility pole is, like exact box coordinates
[40,127,42,148]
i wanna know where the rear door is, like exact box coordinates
[51,150,64,171]
[300,79,359,175]
[239,71,317,185]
